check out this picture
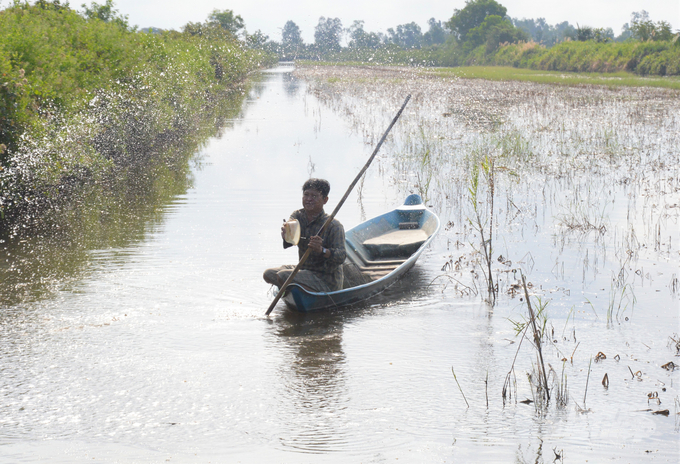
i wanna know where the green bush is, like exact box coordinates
[0,1,275,221]
[485,40,680,75]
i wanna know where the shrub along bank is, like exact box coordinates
[309,39,680,77]
[475,40,680,75]
[0,1,275,227]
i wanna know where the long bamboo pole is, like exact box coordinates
[265,95,411,316]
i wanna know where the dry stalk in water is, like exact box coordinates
[522,273,550,402]
[452,367,469,408]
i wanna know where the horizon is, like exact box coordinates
[1,0,677,43]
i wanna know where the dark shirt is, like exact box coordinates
[284,208,346,290]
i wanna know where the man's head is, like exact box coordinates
[302,178,330,216]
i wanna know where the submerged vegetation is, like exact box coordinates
[294,64,679,430]
[0,0,275,231]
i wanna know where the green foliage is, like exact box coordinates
[347,21,382,49]
[512,18,575,46]
[282,20,303,46]
[80,0,129,30]
[442,1,528,57]
[246,30,269,49]
[314,17,343,52]
[281,20,304,59]
[446,0,508,42]
[464,15,529,53]
[207,9,244,37]
[575,25,614,43]
[629,12,674,42]
[0,1,275,219]
[423,18,448,46]
[489,40,680,75]
[387,22,423,49]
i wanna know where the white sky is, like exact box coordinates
[3,1,679,42]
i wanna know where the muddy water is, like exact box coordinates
[1,64,678,463]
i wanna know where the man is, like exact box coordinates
[263,178,346,292]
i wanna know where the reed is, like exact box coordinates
[467,154,496,305]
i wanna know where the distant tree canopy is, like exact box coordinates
[446,0,507,42]
[465,14,528,52]
[387,22,423,49]
[423,18,448,46]
[347,21,382,49]
[574,25,614,43]
[248,2,679,65]
[246,30,269,49]
[281,20,304,58]
[512,18,575,46]
[80,0,129,29]
[207,9,245,37]
[627,11,674,42]
[282,21,303,46]
[445,0,528,53]
[314,17,343,51]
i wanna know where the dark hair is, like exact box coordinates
[302,178,330,197]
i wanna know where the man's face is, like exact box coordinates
[302,189,328,216]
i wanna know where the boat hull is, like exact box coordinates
[281,194,439,312]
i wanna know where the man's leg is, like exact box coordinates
[263,265,295,287]
[263,265,331,292]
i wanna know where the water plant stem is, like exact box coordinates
[584,356,593,408]
[451,367,470,408]
[522,273,550,401]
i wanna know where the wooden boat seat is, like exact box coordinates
[362,229,429,258]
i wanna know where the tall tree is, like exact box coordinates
[208,9,244,37]
[281,20,304,58]
[446,0,507,42]
[282,20,303,46]
[628,11,673,41]
[387,22,423,49]
[465,15,528,52]
[314,17,343,51]
[347,21,382,48]
[81,0,129,29]
[423,18,448,45]
[246,30,269,49]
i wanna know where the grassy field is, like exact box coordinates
[297,61,680,90]
[423,66,680,89]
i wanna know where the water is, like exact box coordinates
[1,64,678,463]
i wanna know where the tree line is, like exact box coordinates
[199,0,677,73]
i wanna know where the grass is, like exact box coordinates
[423,66,680,90]
[298,61,680,90]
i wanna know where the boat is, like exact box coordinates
[282,194,440,312]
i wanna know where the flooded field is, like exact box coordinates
[0,63,678,462]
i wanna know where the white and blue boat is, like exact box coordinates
[283,194,440,312]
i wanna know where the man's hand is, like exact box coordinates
[281,219,287,240]
[308,235,324,254]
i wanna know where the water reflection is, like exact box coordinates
[0,89,252,307]
[266,268,438,454]
[282,69,300,97]
[272,310,350,453]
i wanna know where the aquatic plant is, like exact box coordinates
[467,152,496,305]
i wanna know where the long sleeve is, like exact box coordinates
[324,219,346,267]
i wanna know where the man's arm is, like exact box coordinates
[324,220,346,266]
[282,210,304,249]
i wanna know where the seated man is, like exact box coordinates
[263,178,346,292]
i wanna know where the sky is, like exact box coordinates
[3,1,679,42]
